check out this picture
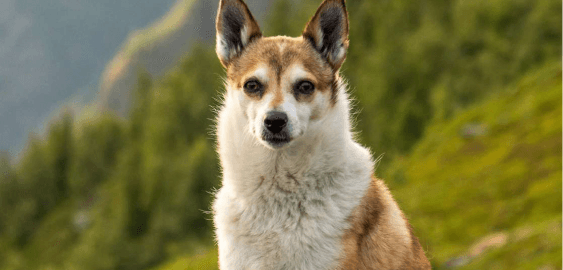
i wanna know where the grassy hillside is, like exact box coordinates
[150,249,218,270]
[385,62,562,269]
[0,47,223,270]
[98,0,198,115]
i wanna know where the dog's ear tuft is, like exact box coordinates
[216,0,262,67]
[302,0,349,70]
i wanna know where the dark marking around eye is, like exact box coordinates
[294,81,315,96]
[244,79,264,97]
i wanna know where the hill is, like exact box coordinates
[0,0,177,155]
[385,62,562,269]
[0,47,224,270]
[96,0,271,115]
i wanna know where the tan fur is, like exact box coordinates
[269,85,285,108]
[228,37,336,104]
[338,177,431,269]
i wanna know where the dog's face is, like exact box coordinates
[225,37,336,149]
[216,0,349,149]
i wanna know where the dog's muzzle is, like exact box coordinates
[262,111,290,148]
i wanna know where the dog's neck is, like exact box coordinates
[217,84,373,199]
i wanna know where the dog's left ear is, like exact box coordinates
[216,0,262,68]
[302,0,349,70]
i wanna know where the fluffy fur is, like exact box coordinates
[212,0,431,269]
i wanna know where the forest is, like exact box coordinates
[0,0,561,269]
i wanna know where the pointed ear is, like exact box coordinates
[216,0,262,67]
[302,0,349,70]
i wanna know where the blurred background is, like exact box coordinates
[0,0,560,269]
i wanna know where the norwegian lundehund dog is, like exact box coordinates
[212,0,431,269]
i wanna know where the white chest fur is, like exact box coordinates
[214,155,372,269]
[213,91,374,270]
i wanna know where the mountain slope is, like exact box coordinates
[0,0,177,154]
[385,62,562,269]
[96,0,271,115]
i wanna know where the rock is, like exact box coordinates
[468,232,508,258]
[443,255,471,269]
[460,123,488,139]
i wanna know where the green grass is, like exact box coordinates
[460,217,562,270]
[385,62,562,269]
[150,249,218,270]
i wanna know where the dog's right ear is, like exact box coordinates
[302,0,349,70]
[216,0,262,67]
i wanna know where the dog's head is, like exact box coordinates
[216,0,349,149]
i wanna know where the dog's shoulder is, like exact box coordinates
[338,177,432,269]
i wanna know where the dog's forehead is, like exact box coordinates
[227,36,332,84]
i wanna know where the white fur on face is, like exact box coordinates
[287,64,310,84]
[237,64,331,149]
[253,66,269,83]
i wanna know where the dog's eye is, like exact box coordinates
[295,81,315,95]
[244,80,263,94]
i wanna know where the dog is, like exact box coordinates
[212,0,431,269]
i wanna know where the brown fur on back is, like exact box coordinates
[338,177,432,269]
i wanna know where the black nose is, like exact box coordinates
[264,112,288,133]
